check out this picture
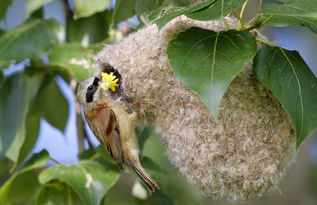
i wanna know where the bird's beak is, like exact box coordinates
[98,81,103,90]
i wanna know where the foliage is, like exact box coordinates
[168,28,256,117]
[0,0,316,204]
[254,45,317,146]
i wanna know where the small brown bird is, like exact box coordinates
[77,76,159,191]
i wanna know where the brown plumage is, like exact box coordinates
[84,103,124,169]
[77,77,159,191]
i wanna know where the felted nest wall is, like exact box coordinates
[94,16,296,200]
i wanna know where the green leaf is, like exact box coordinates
[262,0,317,33]
[157,169,202,205]
[22,149,50,171]
[0,18,63,65]
[68,11,110,44]
[73,0,111,19]
[25,0,54,17]
[30,6,44,18]
[0,60,9,70]
[111,0,136,25]
[0,0,12,20]
[0,73,43,162]
[187,0,245,21]
[0,157,12,179]
[16,112,41,165]
[39,76,68,132]
[166,0,193,7]
[0,29,5,37]
[141,156,162,172]
[39,160,120,205]
[0,171,38,204]
[155,0,217,29]
[253,45,317,146]
[136,125,154,152]
[95,145,114,163]
[48,43,93,81]
[38,182,84,205]
[95,145,119,170]
[168,28,257,118]
[142,132,170,168]
[134,0,161,17]
[0,150,49,204]
[144,191,174,205]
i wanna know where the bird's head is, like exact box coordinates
[77,71,121,108]
[77,76,103,106]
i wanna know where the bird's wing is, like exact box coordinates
[85,105,123,169]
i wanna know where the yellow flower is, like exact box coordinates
[100,72,119,92]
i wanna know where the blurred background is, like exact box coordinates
[0,0,317,204]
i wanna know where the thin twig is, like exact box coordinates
[70,80,94,154]
[61,0,74,42]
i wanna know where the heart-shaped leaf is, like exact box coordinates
[73,0,111,19]
[168,28,256,118]
[39,160,120,205]
[253,45,317,146]
[48,43,93,81]
[262,0,317,34]
[0,18,63,66]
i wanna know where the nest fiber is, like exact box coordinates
[95,16,296,200]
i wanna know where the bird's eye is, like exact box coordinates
[88,85,94,90]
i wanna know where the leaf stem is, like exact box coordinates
[258,0,263,16]
[256,38,275,47]
[237,0,250,30]
[245,0,264,30]
[240,0,249,20]
[223,19,232,30]
[49,157,63,165]
[234,10,245,31]
[89,153,101,161]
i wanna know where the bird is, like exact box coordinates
[76,75,159,191]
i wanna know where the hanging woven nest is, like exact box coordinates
[94,15,296,200]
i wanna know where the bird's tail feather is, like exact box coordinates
[133,167,159,191]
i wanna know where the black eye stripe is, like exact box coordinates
[86,91,94,103]
[85,81,98,103]
[93,77,99,86]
